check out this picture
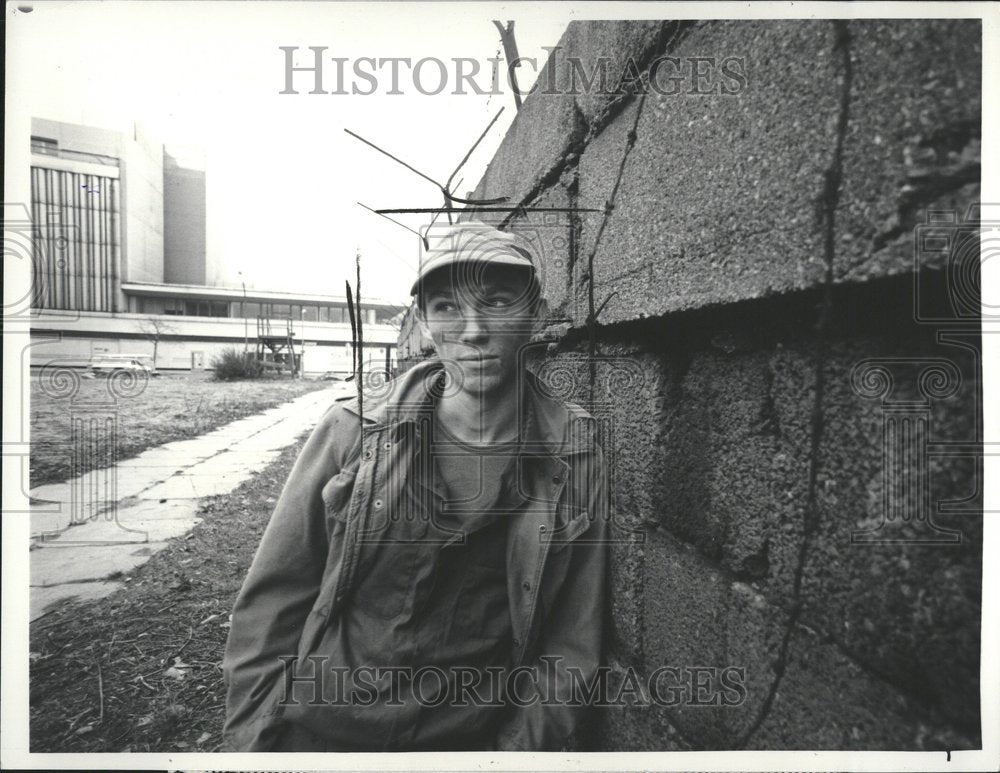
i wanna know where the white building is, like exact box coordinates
[28,117,401,377]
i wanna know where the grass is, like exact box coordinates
[29,370,329,487]
[29,433,308,753]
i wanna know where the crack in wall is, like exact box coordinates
[871,117,980,251]
[582,20,696,144]
[565,166,581,312]
[496,103,588,231]
[496,20,695,231]
[871,167,980,253]
[582,85,650,402]
[733,19,854,748]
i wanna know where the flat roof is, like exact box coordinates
[121,281,405,309]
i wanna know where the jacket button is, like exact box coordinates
[552,475,562,484]
[363,450,373,460]
[539,525,547,533]
[374,499,383,509]
[522,581,531,591]
[513,638,521,647]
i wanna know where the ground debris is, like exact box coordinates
[28,434,309,753]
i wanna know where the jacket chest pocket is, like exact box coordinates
[321,469,357,536]
[351,537,422,620]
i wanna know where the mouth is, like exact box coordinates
[456,355,499,362]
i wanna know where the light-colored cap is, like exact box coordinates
[409,221,535,296]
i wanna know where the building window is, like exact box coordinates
[31,137,59,156]
[161,297,184,315]
[301,305,318,322]
[30,165,120,312]
[271,304,290,318]
[183,300,227,317]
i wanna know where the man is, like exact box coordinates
[222,222,609,752]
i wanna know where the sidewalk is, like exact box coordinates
[29,386,338,620]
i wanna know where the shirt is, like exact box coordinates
[282,418,525,751]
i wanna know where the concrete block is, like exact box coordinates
[640,530,789,746]
[749,628,977,750]
[800,334,982,732]
[554,20,667,126]
[542,335,814,608]
[505,183,575,317]
[607,536,645,665]
[652,341,815,603]
[596,668,694,751]
[577,20,840,326]
[835,20,981,279]
[469,42,585,206]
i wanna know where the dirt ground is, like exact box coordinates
[28,433,307,753]
[29,370,328,486]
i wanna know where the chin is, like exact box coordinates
[459,373,507,396]
[452,364,510,396]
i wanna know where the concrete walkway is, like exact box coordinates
[29,386,340,620]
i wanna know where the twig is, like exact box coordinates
[356,251,364,423]
[44,631,75,655]
[106,631,116,662]
[65,707,92,733]
[163,626,194,665]
[96,663,105,724]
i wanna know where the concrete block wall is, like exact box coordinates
[463,19,982,749]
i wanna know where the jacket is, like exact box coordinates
[222,358,610,751]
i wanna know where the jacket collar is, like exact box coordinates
[338,358,595,457]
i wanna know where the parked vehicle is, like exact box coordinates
[88,354,156,376]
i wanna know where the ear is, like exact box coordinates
[415,307,434,347]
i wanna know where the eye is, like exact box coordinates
[430,300,458,315]
[484,294,515,308]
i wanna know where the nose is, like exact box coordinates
[457,310,489,345]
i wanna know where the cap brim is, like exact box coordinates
[409,253,535,296]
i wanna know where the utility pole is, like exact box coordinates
[237,271,248,353]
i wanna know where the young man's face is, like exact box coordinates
[417,264,537,397]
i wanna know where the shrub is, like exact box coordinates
[211,347,264,381]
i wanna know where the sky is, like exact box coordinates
[9,1,576,305]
